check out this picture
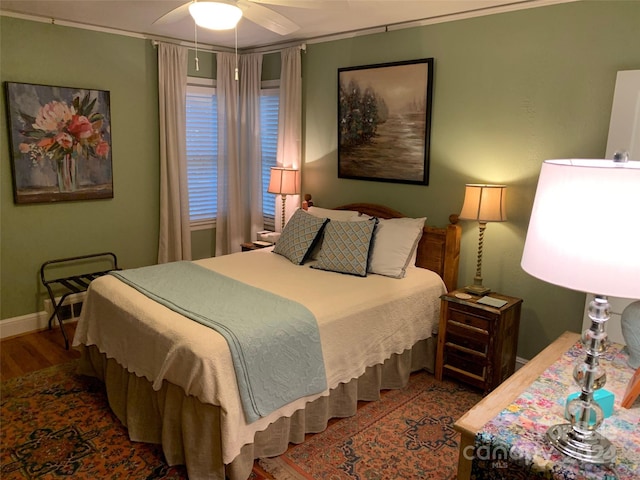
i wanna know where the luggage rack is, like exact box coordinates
[40,252,120,349]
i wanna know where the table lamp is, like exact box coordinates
[268,167,300,231]
[459,184,507,295]
[521,158,640,463]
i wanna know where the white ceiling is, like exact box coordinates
[1,0,573,50]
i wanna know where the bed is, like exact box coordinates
[72,201,461,480]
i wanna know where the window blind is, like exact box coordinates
[186,86,217,226]
[185,81,279,230]
[260,89,280,231]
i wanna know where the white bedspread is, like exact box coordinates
[73,247,446,464]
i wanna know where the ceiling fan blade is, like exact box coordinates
[237,0,300,35]
[249,0,348,8]
[154,1,192,25]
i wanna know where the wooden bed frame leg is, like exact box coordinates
[443,215,461,292]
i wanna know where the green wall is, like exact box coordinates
[0,18,160,318]
[2,1,639,359]
[302,1,640,359]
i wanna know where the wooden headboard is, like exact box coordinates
[303,195,461,292]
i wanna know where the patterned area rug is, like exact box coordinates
[1,362,480,479]
[1,362,191,479]
[259,372,482,480]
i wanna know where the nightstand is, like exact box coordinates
[241,242,271,252]
[435,289,522,393]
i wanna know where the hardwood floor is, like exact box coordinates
[0,321,79,382]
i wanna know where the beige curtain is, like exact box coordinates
[157,42,191,263]
[275,47,303,231]
[215,52,263,255]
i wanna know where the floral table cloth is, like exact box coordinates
[471,341,639,480]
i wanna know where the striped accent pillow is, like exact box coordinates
[312,219,377,276]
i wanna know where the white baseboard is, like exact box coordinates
[2,293,86,340]
[0,311,51,339]
[515,356,528,371]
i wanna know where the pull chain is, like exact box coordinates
[194,22,200,71]
[234,26,238,81]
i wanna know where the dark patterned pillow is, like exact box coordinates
[273,209,328,265]
[312,219,377,276]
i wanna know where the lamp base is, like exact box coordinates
[463,284,491,296]
[546,423,616,464]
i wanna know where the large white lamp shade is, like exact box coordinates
[521,159,640,299]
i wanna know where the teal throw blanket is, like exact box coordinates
[110,261,327,423]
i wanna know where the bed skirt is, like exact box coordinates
[76,337,436,480]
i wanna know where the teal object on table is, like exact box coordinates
[564,389,615,422]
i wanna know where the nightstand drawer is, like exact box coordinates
[445,329,488,354]
[448,308,490,332]
[444,346,486,379]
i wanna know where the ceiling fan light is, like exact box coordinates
[189,1,243,30]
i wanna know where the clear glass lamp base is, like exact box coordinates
[547,423,617,464]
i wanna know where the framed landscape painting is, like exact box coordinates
[338,58,434,185]
[5,82,113,204]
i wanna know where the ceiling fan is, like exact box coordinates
[155,0,342,36]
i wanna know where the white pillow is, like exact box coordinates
[348,212,374,222]
[307,206,358,221]
[368,217,426,278]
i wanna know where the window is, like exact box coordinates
[185,78,279,230]
[260,85,279,231]
[186,82,217,228]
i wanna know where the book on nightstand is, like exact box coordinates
[477,296,508,308]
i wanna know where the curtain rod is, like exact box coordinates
[150,38,306,55]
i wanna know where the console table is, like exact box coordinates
[454,331,640,479]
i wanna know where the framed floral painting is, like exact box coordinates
[4,82,113,204]
[338,58,433,185]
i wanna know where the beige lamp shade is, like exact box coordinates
[459,184,507,222]
[268,167,300,196]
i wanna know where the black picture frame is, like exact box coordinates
[5,81,113,204]
[338,58,434,185]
